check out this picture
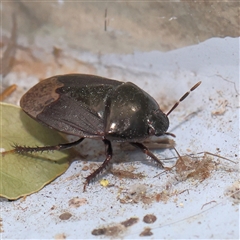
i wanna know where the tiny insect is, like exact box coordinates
[17,74,201,191]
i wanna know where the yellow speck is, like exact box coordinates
[0,148,5,153]
[100,179,109,187]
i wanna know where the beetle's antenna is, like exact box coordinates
[166,81,201,116]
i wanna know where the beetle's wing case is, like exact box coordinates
[104,82,160,141]
[20,74,123,138]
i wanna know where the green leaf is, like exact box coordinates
[0,102,74,200]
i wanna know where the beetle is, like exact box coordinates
[17,74,201,190]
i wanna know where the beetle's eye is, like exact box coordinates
[148,127,155,136]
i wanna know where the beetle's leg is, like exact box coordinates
[84,138,113,191]
[130,142,164,168]
[13,138,85,154]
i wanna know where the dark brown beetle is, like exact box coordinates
[18,74,201,190]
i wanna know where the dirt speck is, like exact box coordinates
[50,205,56,210]
[59,212,72,220]
[143,214,157,224]
[110,168,145,179]
[225,181,240,204]
[54,233,66,240]
[211,99,228,115]
[92,224,125,237]
[121,217,139,227]
[119,184,149,204]
[0,218,3,233]
[175,154,215,181]
[140,227,153,236]
[68,197,87,208]
[155,193,161,202]
[92,217,139,237]
[91,228,107,236]
[82,165,89,171]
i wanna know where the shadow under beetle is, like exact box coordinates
[18,74,201,191]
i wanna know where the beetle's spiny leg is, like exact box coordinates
[130,142,164,168]
[83,139,113,192]
[13,138,84,154]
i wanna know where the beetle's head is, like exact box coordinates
[147,109,169,137]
